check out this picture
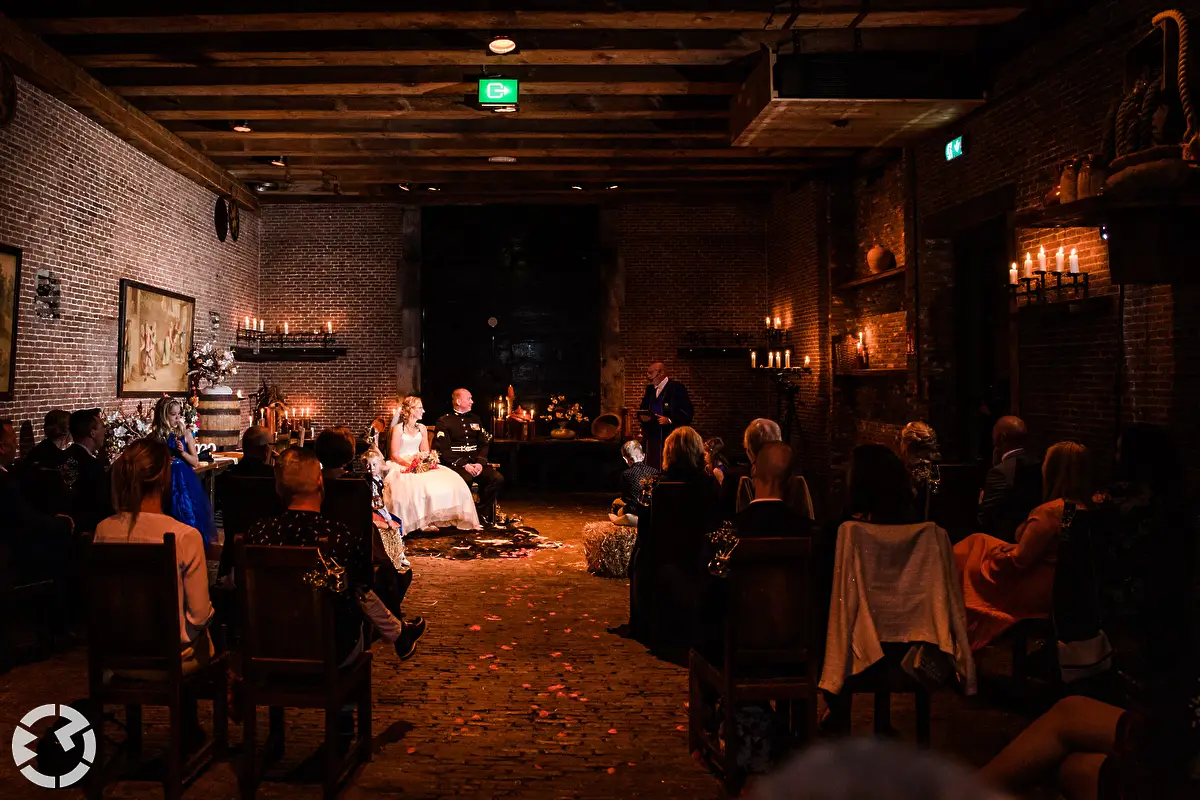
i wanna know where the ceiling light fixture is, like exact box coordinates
[232,120,252,133]
[397,183,410,191]
[488,155,517,163]
[491,105,518,114]
[570,185,583,190]
[488,35,518,55]
[427,186,440,192]
[270,155,287,167]
[606,184,619,190]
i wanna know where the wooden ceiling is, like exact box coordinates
[9,2,1035,202]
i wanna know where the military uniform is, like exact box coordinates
[433,411,504,524]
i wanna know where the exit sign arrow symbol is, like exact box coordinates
[486,83,510,100]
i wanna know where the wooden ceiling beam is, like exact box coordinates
[136,95,729,113]
[112,81,741,97]
[189,131,727,144]
[155,108,727,121]
[251,172,791,184]
[227,162,811,176]
[0,13,257,210]
[200,147,833,159]
[73,49,755,69]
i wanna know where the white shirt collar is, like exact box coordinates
[1001,447,1024,461]
[654,376,669,396]
[77,439,96,456]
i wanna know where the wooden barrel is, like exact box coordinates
[197,386,240,450]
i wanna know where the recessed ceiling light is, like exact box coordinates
[270,155,287,167]
[570,185,583,190]
[488,35,518,55]
[606,184,619,190]
[397,183,410,191]
[252,181,275,192]
[491,105,518,113]
[488,155,517,163]
[427,186,440,192]
[232,120,252,133]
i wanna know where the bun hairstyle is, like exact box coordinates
[110,437,172,534]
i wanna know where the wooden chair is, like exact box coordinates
[735,474,815,519]
[0,540,58,673]
[237,541,372,799]
[216,476,281,579]
[689,536,817,790]
[86,533,228,800]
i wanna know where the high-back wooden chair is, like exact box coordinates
[735,474,815,519]
[689,536,817,790]
[0,540,58,673]
[86,534,227,800]
[236,541,372,799]
[321,477,377,553]
[216,476,281,579]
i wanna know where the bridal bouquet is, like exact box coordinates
[405,451,440,474]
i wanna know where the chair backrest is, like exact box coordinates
[87,534,183,680]
[925,463,983,535]
[321,478,373,541]
[648,480,718,565]
[220,475,282,537]
[21,467,71,515]
[237,542,338,683]
[735,474,815,519]
[724,536,815,673]
[1052,504,1103,643]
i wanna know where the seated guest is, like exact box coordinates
[703,437,731,488]
[843,443,920,525]
[609,439,658,527]
[63,408,112,535]
[94,437,214,749]
[736,418,814,518]
[900,421,941,520]
[23,409,71,470]
[247,448,424,662]
[955,441,1091,650]
[315,427,356,481]
[977,415,1043,542]
[225,426,274,478]
[734,442,816,537]
[0,418,75,569]
[660,425,709,483]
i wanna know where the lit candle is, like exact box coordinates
[857,332,864,353]
[259,319,265,332]
[1009,262,1019,285]
[244,315,250,330]
[1023,252,1034,278]
[284,322,289,334]
[773,316,782,330]
[776,351,783,367]
[251,317,257,330]
[236,390,243,399]
[1056,247,1065,273]
[804,355,810,368]
[750,351,757,369]
[1069,248,1079,273]
[785,349,791,369]
[326,321,333,334]
[768,351,775,368]
[1037,245,1047,272]
[765,316,771,329]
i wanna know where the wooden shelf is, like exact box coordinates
[233,347,348,363]
[1012,190,1200,229]
[834,369,908,378]
[835,267,906,291]
[676,346,752,359]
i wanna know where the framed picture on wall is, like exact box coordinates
[117,279,195,397]
[0,244,20,400]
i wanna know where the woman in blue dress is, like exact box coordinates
[152,395,217,545]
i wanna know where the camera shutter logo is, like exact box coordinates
[11,704,97,788]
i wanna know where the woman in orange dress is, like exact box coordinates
[954,442,1092,650]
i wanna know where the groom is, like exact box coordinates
[434,388,504,525]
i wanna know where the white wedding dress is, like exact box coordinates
[383,426,480,532]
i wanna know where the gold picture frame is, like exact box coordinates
[117,279,195,397]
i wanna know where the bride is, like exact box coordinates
[384,395,480,532]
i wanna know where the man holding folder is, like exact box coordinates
[637,361,694,470]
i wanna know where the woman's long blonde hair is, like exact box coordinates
[392,396,424,436]
[663,425,705,474]
[110,437,172,535]
[151,395,184,441]
[1043,441,1092,504]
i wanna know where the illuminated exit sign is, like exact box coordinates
[478,78,519,105]
[944,135,965,161]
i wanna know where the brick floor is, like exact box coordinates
[0,495,1028,799]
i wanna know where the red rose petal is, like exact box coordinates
[608,728,618,734]
[606,767,616,774]
[468,624,482,631]
[406,747,417,754]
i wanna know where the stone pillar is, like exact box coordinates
[398,206,421,395]
[598,208,625,416]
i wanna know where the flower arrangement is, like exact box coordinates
[104,402,154,462]
[404,451,440,474]
[176,393,200,437]
[188,341,237,389]
[538,395,590,424]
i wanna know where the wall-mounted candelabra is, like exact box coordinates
[234,326,347,363]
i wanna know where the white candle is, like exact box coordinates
[1023,252,1034,278]
[259,319,265,332]
[1069,248,1079,273]
[326,321,333,333]
[1056,247,1065,273]
[768,351,775,368]
[773,316,782,330]
[1009,262,1019,284]
[804,355,810,368]
[765,316,771,329]
[284,322,289,334]
[244,315,250,330]
[236,390,243,399]
[750,351,757,369]
[785,349,791,369]
[251,317,257,330]
[777,351,783,367]
[1037,245,1047,272]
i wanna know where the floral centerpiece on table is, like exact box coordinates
[172,392,200,437]
[104,402,154,462]
[188,341,238,389]
[404,451,440,474]
[538,395,590,424]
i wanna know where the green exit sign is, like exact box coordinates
[478,78,519,105]
[945,135,965,161]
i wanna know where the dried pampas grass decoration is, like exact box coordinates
[582,522,636,578]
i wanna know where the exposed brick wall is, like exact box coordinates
[259,204,404,431]
[0,78,260,436]
[617,198,771,451]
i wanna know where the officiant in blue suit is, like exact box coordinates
[638,361,694,470]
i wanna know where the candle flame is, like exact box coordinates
[1039,245,1045,254]
[1070,248,1077,255]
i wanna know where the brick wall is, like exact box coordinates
[259,204,405,431]
[617,198,771,451]
[0,78,260,434]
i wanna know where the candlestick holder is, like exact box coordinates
[1008,275,1045,306]
[1047,271,1089,303]
[234,327,347,363]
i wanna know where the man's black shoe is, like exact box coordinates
[394,617,427,661]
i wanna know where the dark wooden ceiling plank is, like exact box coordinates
[191,132,728,144]
[227,162,812,175]
[167,118,729,134]
[112,81,742,97]
[198,147,835,159]
[133,95,732,113]
[152,108,729,120]
[0,13,257,210]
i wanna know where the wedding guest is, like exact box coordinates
[94,437,214,751]
[609,439,658,526]
[955,441,1091,650]
[737,418,814,519]
[638,361,694,470]
[225,426,273,478]
[844,443,919,525]
[661,425,708,483]
[62,408,112,535]
[0,418,74,573]
[152,396,216,546]
[315,427,356,481]
[23,409,71,470]
[901,421,942,520]
[703,437,731,487]
[734,442,815,538]
[977,415,1043,542]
